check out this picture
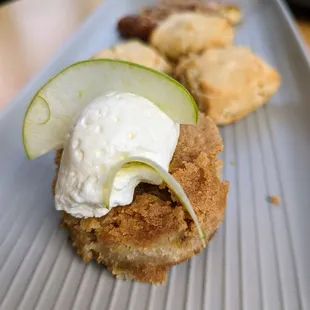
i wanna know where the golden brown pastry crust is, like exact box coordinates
[175,46,281,125]
[93,40,172,74]
[55,113,229,283]
[150,12,234,60]
[117,1,242,42]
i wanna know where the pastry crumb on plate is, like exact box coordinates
[267,195,280,205]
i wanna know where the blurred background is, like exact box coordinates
[0,0,309,109]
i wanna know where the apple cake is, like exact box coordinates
[55,113,229,283]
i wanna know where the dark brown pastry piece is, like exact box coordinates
[117,15,157,42]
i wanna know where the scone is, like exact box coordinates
[93,40,172,74]
[175,46,281,125]
[156,0,242,25]
[56,113,229,283]
[150,12,235,60]
[215,4,242,25]
[117,1,242,42]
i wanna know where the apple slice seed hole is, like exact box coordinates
[28,96,51,125]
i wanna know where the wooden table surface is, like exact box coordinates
[0,0,309,109]
[0,0,102,109]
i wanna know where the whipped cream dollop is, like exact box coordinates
[55,92,180,217]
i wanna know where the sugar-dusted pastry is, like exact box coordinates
[175,46,281,125]
[150,12,235,60]
[94,40,172,74]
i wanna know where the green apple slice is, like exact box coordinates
[23,59,198,159]
[102,156,206,247]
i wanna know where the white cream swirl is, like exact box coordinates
[55,91,179,217]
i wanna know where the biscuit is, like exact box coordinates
[150,12,235,60]
[216,4,242,25]
[117,1,242,42]
[93,40,172,74]
[56,113,229,283]
[175,46,281,125]
[157,0,242,25]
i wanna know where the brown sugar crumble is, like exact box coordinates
[267,195,280,205]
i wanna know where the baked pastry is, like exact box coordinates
[56,113,228,283]
[175,46,281,125]
[150,12,235,60]
[23,58,228,284]
[117,1,242,42]
[215,3,242,25]
[93,40,172,74]
[156,0,242,25]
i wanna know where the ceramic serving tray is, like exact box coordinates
[0,0,309,309]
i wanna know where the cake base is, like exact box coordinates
[55,113,229,283]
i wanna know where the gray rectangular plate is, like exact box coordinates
[0,0,310,309]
